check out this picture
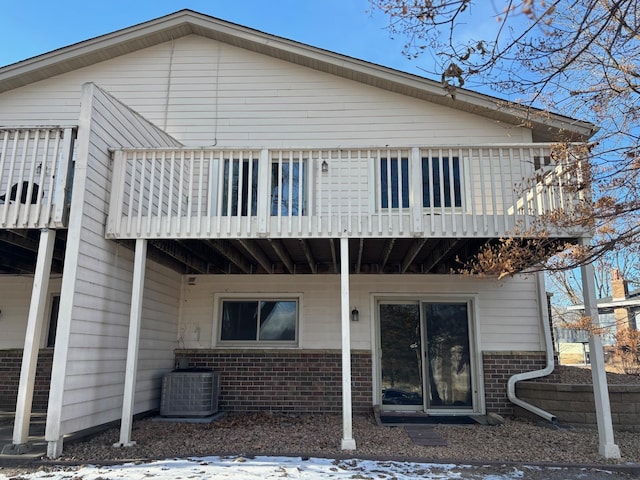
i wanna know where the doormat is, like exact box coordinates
[403,426,447,446]
[379,415,477,425]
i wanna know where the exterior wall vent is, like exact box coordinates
[160,369,220,417]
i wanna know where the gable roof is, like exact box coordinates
[0,9,596,142]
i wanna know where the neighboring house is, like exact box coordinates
[558,271,640,363]
[0,10,597,457]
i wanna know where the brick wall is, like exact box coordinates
[0,349,53,412]
[483,351,559,416]
[174,349,372,414]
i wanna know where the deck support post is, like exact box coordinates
[580,240,621,459]
[340,237,356,450]
[5,228,55,454]
[114,238,147,448]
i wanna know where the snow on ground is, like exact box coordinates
[0,456,524,480]
[0,456,627,480]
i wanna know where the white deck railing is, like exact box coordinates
[0,127,76,229]
[106,144,586,240]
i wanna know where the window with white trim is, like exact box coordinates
[379,156,462,209]
[270,159,307,216]
[219,298,298,344]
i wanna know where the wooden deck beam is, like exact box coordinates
[268,239,295,274]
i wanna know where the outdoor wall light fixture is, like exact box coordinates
[351,307,359,322]
[321,160,328,173]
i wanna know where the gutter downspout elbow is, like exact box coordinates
[506,272,557,424]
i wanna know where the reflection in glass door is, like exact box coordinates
[423,302,473,409]
[380,300,474,412]
[380,303,423,410]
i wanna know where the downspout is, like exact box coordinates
[506,272,557,423]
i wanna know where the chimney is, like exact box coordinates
[612,269,632,331]
[612,269,629,301]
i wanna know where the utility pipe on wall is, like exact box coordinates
[506,272,557,423]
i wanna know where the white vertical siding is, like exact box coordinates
[0,276,62,348]
[0,35,533,148]
[46,83,183,439]
[179,274,544,353]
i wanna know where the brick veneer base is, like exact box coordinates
[174,349,372,414]
[0,349,53,412]
[483,351,559,416]
[0,348,557,417]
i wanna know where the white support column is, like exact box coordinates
[340,237,356,450]
[114,239,147,448]
[580,244,621,459]
[9,229,55,450]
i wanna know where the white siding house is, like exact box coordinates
[0,9,612,458]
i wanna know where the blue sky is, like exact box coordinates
[0,1,422,75]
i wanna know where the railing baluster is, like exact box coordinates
[426,148,434,234]
[298,150,304,236]
[447,147,456,235]
[2,131,19,226]
[308,150,315,235]
[237,151,244,236]
[385,148,392,234]
[166,151,175,235]
[216,151,224,235]
[347,149,353,235]
[157,151,166,236]
[287,150,294,235]
[316,152,322,235]
[436,149,445,233]
[397,149,404,235]
[135,151,147,236]
[47,130,61,218]
[246,150,255,235]
[0,130,9,226]
[478,148,488,234]
[19,130,39,226]
[33,130,50,225]
[468,148,478,235]
[275,150,282,234]
[177,150,186,236]
[497,148,508,232]
[197,150,204,236]
[206,150,214,236]
[225,154,233,235]
[375,149,382,235]
[458,147,466,235]
[489,147,498,234]
[11,130,30,226]
[126,152,137,236]
[516,147,527,229]
[186,150,194,235]
[357,149,364,235]
[147,151,157,236]
[367,150,374,236]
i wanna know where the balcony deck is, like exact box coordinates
[0,127,76,230]
[106,144,586,241]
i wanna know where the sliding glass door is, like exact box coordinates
[423,302,472,409]
[379,299,475,412]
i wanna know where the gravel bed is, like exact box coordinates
[53,366,640,466]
